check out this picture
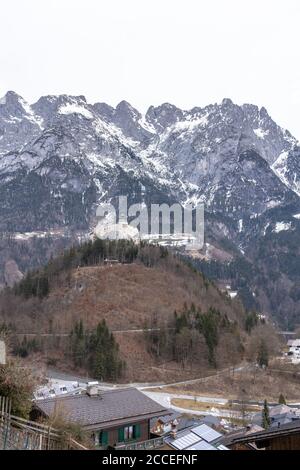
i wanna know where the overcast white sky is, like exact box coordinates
[1,0,300,137]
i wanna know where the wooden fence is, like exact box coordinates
[0,396,87,450]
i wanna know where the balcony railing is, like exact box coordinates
[115,436,164,450]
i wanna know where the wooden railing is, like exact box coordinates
[0,396,87,450]
[115,436,164,450]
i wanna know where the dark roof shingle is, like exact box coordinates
[34,388,167,430]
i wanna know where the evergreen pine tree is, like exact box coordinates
[278,393,286,405]
[262,399,271,429]
[257,339,269,368]
[87,320,124,381]
[70,319,86,367]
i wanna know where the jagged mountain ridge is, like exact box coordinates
[0,91,300,327]
[1,92,299,231]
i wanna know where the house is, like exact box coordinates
[219,424,265,450]
[269,405,300,428]
[34,379,83,400]
[287,339,300,347]
[257,314,266,322]
[163,423,228,451]
[32,387,168,449]
[222,420,300,450]
[150,411,223,439]
[150,410,181,436]
[252,404,300,429]
[200,415,222,428]
[287,339,300,363]
[104,258,120,266]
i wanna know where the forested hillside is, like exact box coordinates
[0,240,280,382]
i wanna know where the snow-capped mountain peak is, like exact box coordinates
[0,93,299,213]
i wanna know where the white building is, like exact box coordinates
[287,339,300,364]
[34,378,84,400]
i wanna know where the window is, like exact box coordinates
[118,424,141,442]
[98,431,108,446]
[124,425,134,441]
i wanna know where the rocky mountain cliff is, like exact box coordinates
[0,91,300,327]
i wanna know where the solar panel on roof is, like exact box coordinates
[172,432,200,450]
[187,440,217,451]
[192,424,222,442]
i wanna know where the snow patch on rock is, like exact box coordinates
[59,103,93,120]
[274,221,292,233]
[254,128,269,139]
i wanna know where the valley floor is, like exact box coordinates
[151,361,300,402]
[39,361,300,425]
[43,360,300,403]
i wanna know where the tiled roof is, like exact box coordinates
[201,415,222,426]
[34,388,167,430]
[269,404,292,417]
[219,424,264,447]
[158,410,181,424]
[223,419,300,446]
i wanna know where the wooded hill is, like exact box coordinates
[0,239,279,382]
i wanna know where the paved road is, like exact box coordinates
[15,327,175,337]
[46,364,247,391]
[45,365,300,416]
[141,391,249,419]
[142,365,247,390]
[46,368,164,389]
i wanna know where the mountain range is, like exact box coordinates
[0,91,300,328]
